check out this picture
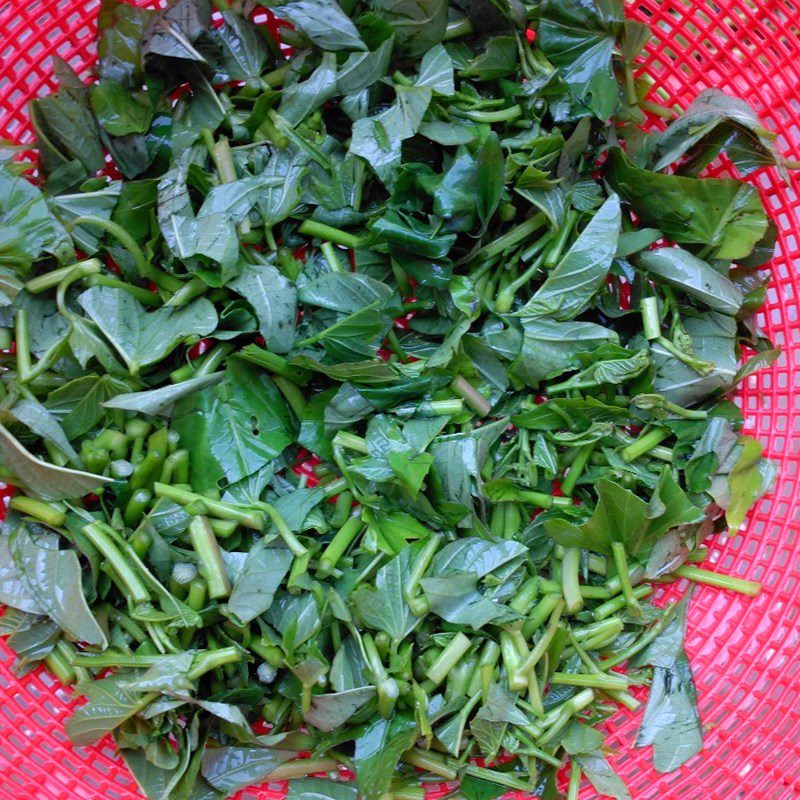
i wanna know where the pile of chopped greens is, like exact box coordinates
[0,0,785,798]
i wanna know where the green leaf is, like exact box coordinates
[725,435,777,530]
[350,85,432,184]
[201,746,298,794]
[650,313,738,406]
[103,372,225,418]
[638,247,743,315]
[510,318,619,385]
[9,398,80,465]
[476,133,505,228]
[430,537,527,577]
[97,0,152,85]
[268,0,367,51]
[91,80,152,136]
[305,687,376,732]
[78,287,217,375]
[606,147,769,260]
[226,542,293,625]
[230,263,297,354]
[45,374,129,440]
[539,0,624,119]
[0,165,70,270]
[338,38,395,95]
[289,355,398,385]
[140,0,211,62]
[572,751,632,799]
[257,149,309,228]
[66,675,149,745]
[422,572,515,628]
[470,683,530,755]
[279,53,339,127]
[650,88,786,176]
[299,272,398,314]
[635,650,702,772]
[429,419,507,509]
[49,182,122,255]
[416,43,455,94]
[0,423,111,501]
[352,543,420,641]
[546,472,702,556]
[373,0,448,56]
[462,36,518,81]
[518,194,621,320]
[213,10,270,81]
[30,78,105,180]
[173,360,295,492]
[353,713,419,800]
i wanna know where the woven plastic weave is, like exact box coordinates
[1,1,799,798]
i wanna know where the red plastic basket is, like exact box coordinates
[1,2,800,799]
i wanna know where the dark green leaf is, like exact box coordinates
[353,713,419,800]
[606,147,769,260]
[201,746,298,794]
[227,542,293,625]
[638,247,743,315]
[78,287,218,375]
[173,360,295,491]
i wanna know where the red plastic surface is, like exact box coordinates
[1,2,800,799]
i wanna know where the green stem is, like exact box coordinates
[544,210,578,268]
[317,512,364,577]
[550,671,628,691]
[641,296,661,340]
[561,547,583,614]
[84,273,161,306]
[443,17,473,40]
[255,502,308,556]
[82,522,151,605]
[273,375,307,418]
[9,496,66,527]
[320,241,344,272]
[674,565,761,596]
[494,251,547,313]
[154,483,264,529]
[601,603,678,670]
[404,533,442,616]
[452,105,523,123]
[463,765,533,793]
[450,375,491,417]
[188,516,231,600]
[25,258,102,294]
[427,632,471,687]
[298,220,362,249]
[515,599,565,680]
[610,542,642,617]
[621,427,670,462]
[164,277,207,308]
[568,760,582,800]
[510,576,540,615]
[69,215,181,292]
[561,443,595,496]
[188,646,241,680]
[14,309,32,381]
[266,758,340,782]
[478,213,546,260]
[386,329,407,362]
[401,748,458,781]
[333,431,369,454]
[44,641,77,685]
[593,584,652,621]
